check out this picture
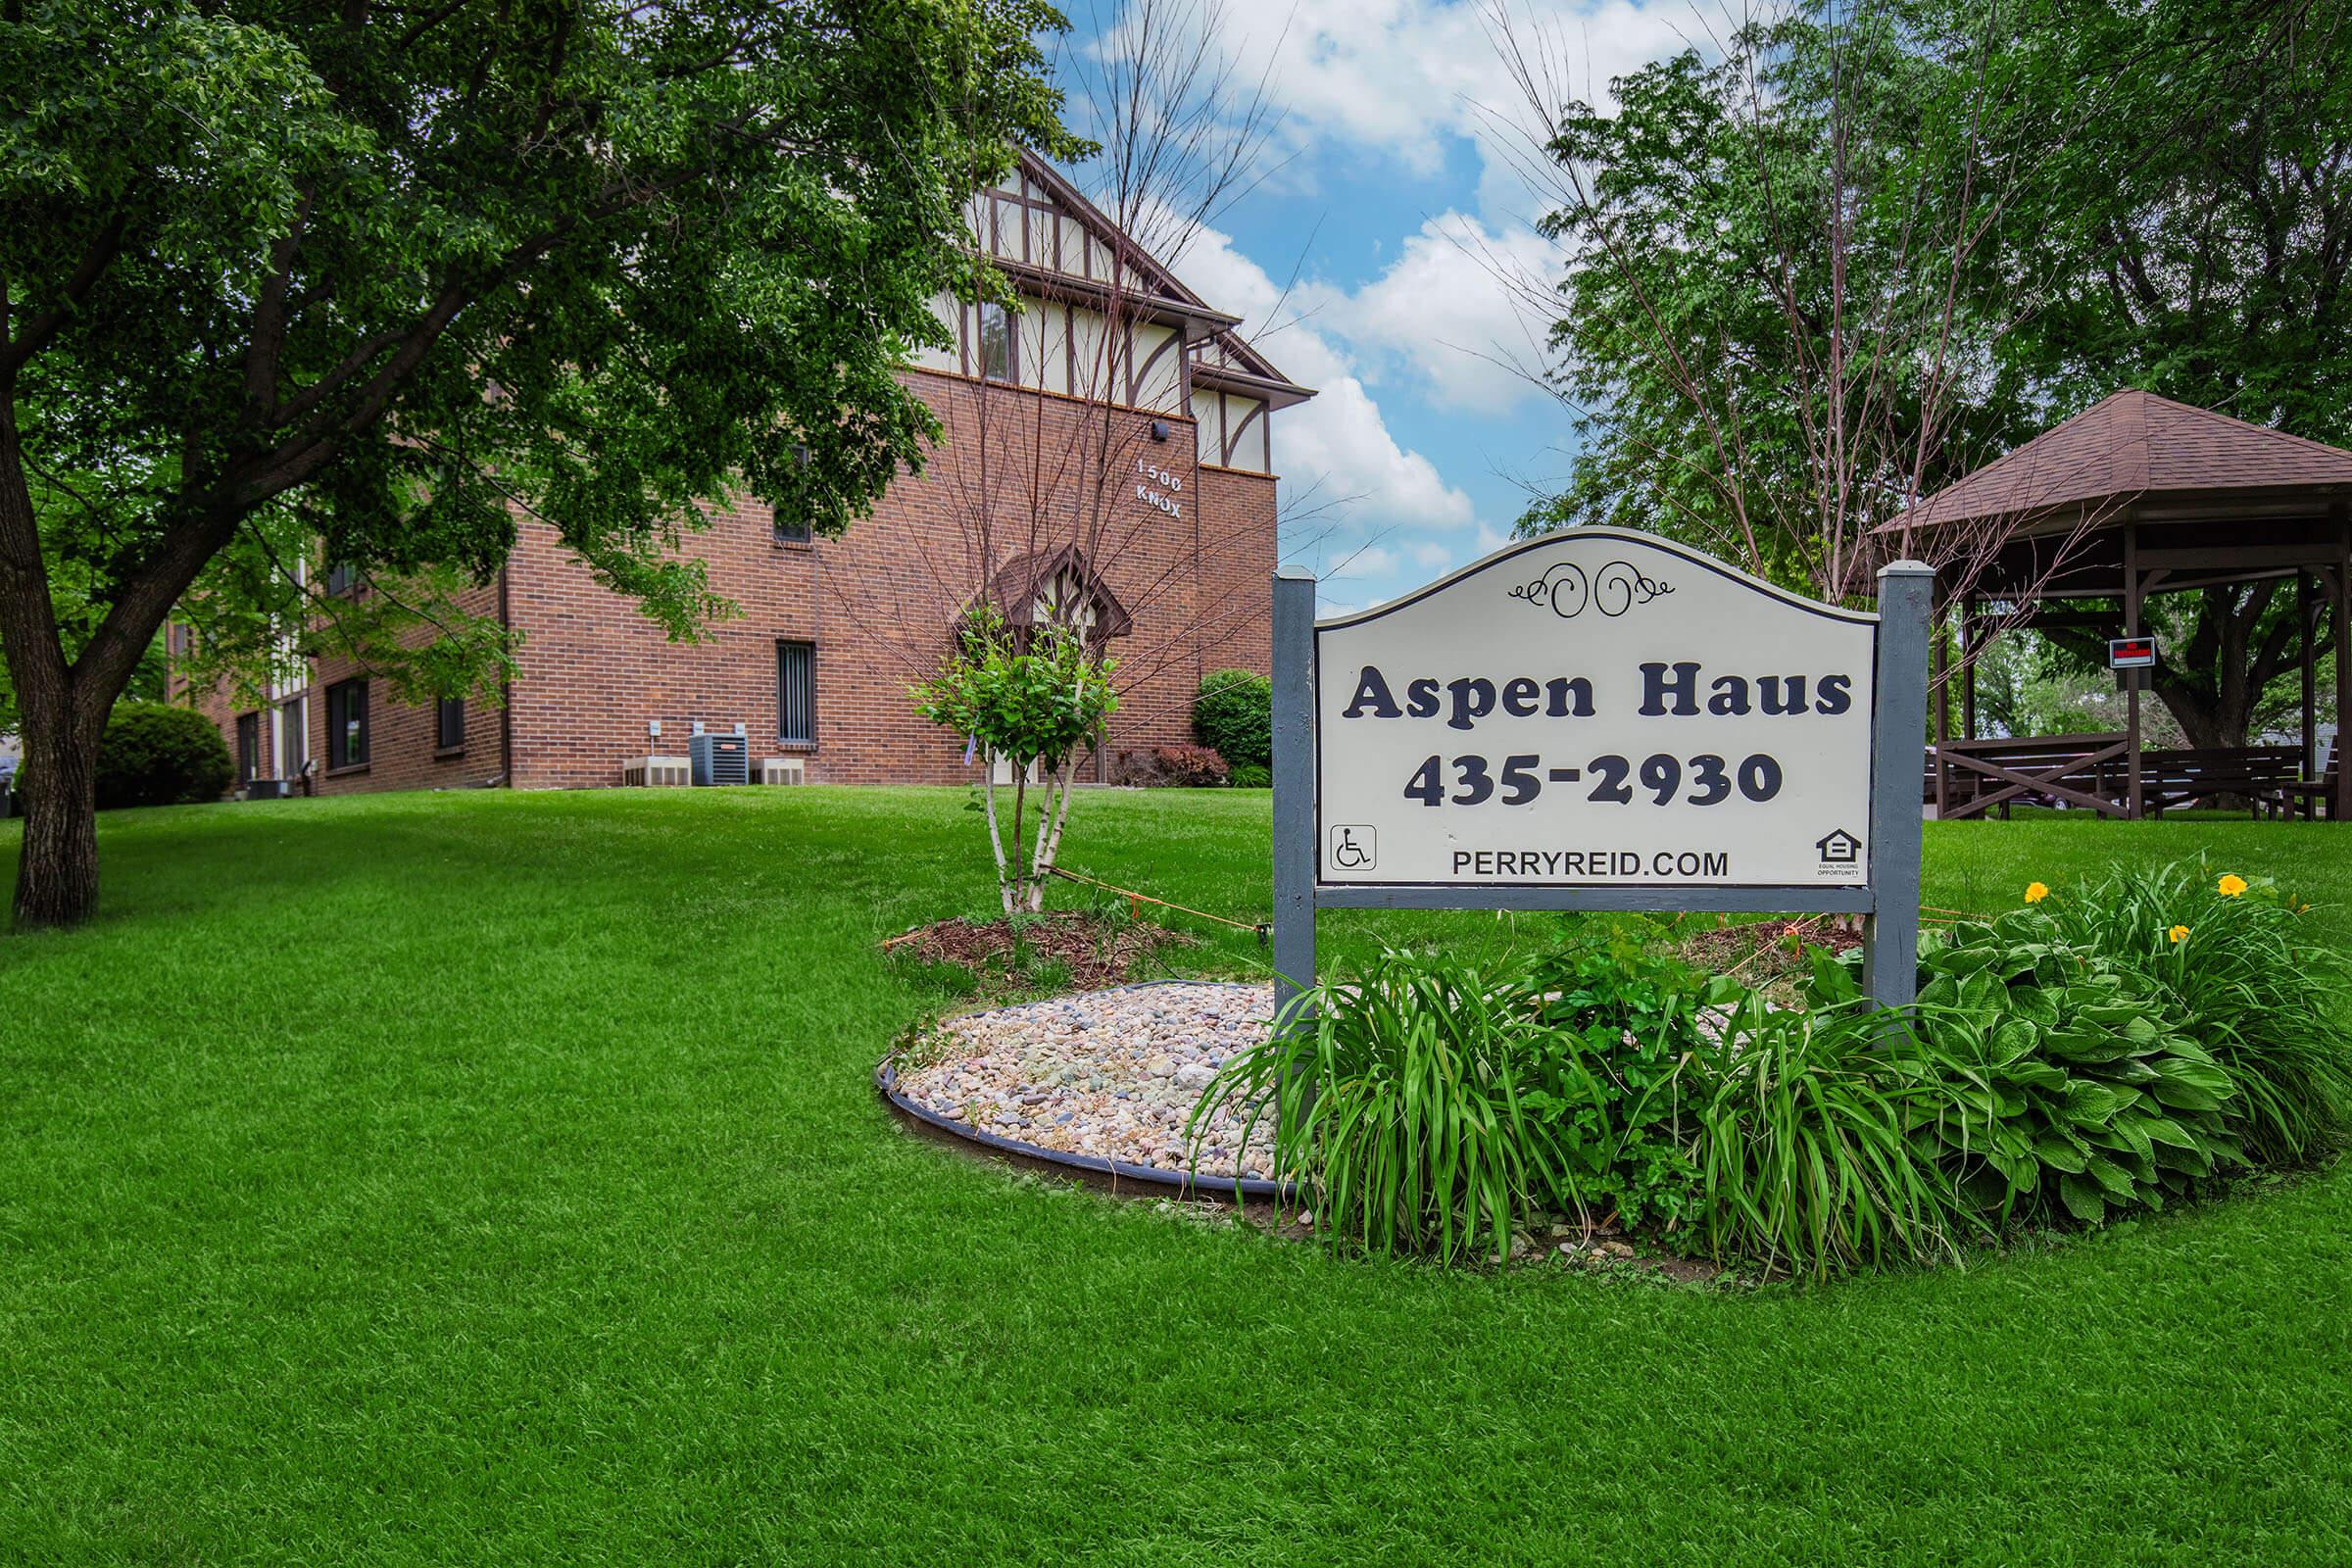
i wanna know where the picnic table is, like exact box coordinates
[1924,733,2132,818]
[1924,735,2332,819]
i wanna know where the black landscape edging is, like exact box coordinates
[875,979,1297,1205]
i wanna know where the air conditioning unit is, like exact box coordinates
[244,778,287,801]
[759,757,808,785]
[688,732,750,786]
[622,755,691,787]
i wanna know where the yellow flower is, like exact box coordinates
[2169,924,2189,944]
[2025,882,2050,904]
[2218,874,2249,899]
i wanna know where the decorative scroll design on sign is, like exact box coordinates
[1507,561,1674,619]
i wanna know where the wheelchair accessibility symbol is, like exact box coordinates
[1329,824,1376,871]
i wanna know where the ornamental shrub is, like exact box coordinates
[1115,744,1230,787]
[1193,668,1271,771]
[2034,860,2352,1162]
[94,702,234,809]
[1194,948,1584,1265]
[1517,931,1723,1234]
[1200,856,2347,1276]
[1230,763,1271,789]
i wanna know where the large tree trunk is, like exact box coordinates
[1,400,108,929]
[2050,583,2312,753]
[2150,583,2302,752]
[2,399,221,931]
[12,707,101,928]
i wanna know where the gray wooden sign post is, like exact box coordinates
[1272,551,1935,1018]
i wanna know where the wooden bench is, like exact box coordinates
[2279,737,2340,820]
[2137,746,2308,818]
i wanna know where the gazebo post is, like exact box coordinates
[2324,526,2342,822]
[2300,569,2318,819]
[1961,603,1979,741]
[2125,519,2144,820]
[1933,582,1950,816]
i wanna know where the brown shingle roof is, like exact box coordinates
[1887,389,2352,532]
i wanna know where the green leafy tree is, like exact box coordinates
[1517,9,2045,598]
[1984,0,2352,748]
[0,0,1076,928]
[911,610,1116,914]
[1519,0,2351,744]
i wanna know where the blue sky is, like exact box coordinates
[1063,0,1718,613]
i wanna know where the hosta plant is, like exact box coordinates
[1887,915,2245,1226]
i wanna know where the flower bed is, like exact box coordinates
[1191,859,2352,1278]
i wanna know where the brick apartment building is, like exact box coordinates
[178,153,1311,794]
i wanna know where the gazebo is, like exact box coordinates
[1882,390,2352,821]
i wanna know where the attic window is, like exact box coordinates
[1032,566,1102,641]
[979,302,1013,381]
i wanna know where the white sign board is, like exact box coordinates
[1313,531,1880,890]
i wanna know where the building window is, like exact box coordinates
[326,679,368,768]
[323,561,360,597]
[236,712,261,781]
[978,302,1013,381]
[277,696,308,778]
[436,696,466,751]
[771,504,811,547]
[777,641,815,746]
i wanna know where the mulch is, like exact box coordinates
[1678,915,1864,982]
[883,910,1198,993]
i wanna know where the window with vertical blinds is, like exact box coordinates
[278,696,307,776]
[777,641,815,745]
[326,679,368,768]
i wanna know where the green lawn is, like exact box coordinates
[3,788,2349,1565]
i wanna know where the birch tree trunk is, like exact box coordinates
[981,755,1013,915]
[1029,753,1083,913]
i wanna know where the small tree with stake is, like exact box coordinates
[912,608,1115,916]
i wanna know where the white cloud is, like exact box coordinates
[1169,222,1479,537]
[1224,0,1714,202]
[1329,543,1404,581]
[1311,211,1560,415]
[1081,0,1725,607]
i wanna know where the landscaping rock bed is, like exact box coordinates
[893,981,1281,1181]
